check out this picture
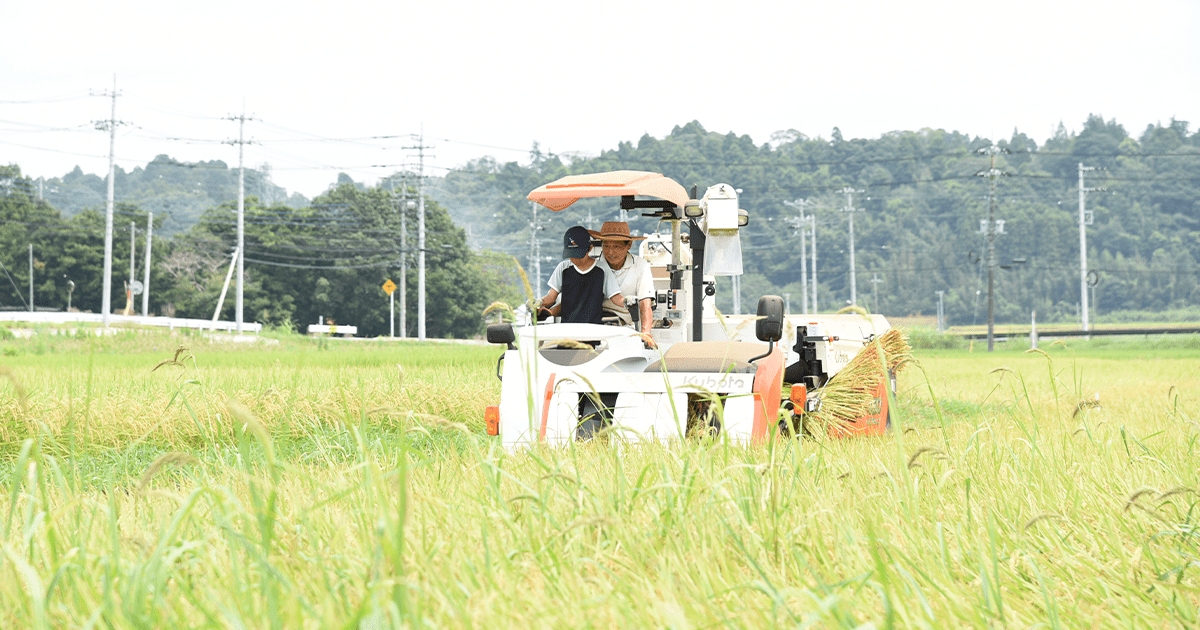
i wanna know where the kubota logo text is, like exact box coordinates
[681,375,746,390]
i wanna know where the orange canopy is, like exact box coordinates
[527,170,689,211]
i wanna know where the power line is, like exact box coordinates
[243,257,397,270]
[0,91,90,104]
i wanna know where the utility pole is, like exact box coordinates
[91,75,125,326]
[401,172,410,339]
[418,141,427,340]
[529,201,543,294]
[936,290,945,332]
[871,273,883,314]
[976,146,1009,352]
[418,147,426,341]
[836,187,865,306]
[1078,163,1104,332]
[224,103,255,334]
[809,215,818,313]
[142,212,152,316]
[129,221,137,316]
[130,221,136,290]
[784,198,811,314]
[389,175,411,338]
[28,244,33,312]
[402,133,433,340]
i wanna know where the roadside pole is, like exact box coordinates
[142,212,152,316]
[383,279,397,338]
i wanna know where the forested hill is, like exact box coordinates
[35,155,309,236]
[437,117,1200,325]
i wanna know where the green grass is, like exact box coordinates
[0,330,1197,627]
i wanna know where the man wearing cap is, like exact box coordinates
[538,225,625,325]
[592,221,658,349]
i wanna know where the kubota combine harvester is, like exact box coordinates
[484,171,902,447]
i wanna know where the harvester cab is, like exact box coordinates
[484,170,900,447]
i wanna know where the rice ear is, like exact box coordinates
[138,452,199,493]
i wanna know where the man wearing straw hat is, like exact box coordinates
[591,221,658,349]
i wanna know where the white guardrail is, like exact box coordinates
[0,311,262,333]
[306,324,357,336]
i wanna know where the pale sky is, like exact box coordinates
[2,0,1197,200]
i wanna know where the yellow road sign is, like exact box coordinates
[382,279,397,295]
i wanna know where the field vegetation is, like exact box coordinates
[0,328,1197,628]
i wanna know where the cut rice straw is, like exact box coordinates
[805,328,913,434]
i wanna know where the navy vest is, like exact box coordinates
[560,265,606,324]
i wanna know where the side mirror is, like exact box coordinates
[486,323,516,349]
[755,295,784,343]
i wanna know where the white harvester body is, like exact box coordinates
[484,171,891,447]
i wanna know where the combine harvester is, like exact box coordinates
[484,171,908,448]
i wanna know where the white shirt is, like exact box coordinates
[598,252,654,302]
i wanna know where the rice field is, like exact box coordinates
[0,328,1197,628]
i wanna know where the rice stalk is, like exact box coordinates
[514,259,535,303]
[1124,487,1158,511]
[907,445,943,469]
[151,346,195,372]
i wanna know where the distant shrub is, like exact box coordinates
[905,327,964,350]
[1149,333,1200,350]
[1094,309,1200,324]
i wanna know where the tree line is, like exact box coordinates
[438,116,1200,325]
[0,165,520,338]
[3,114,1197,335]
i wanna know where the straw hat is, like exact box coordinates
[588,221,647,242]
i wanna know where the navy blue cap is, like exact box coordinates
[562,225,592,258]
